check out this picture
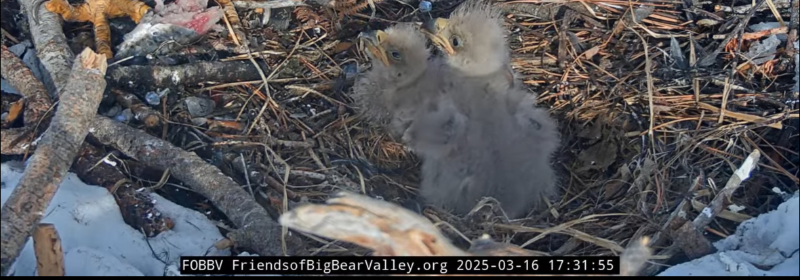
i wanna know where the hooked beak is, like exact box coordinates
[422,18,455,55]
[358,30,390,66]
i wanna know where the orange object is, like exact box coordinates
[42,0,151,59]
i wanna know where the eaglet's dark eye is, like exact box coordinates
[451,36,462,48]
[390,51,402,60]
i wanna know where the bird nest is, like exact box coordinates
[1,0,797,276]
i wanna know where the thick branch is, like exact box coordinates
[21,0,76,95]
[71,145,173,237]
[0,48,108,276]
[279,191,468,257]
[0,44,53,127]
[87,115,298,257]
[107,60,271,91]
[278,191,652,276]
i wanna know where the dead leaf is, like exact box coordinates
[696,19,720,27]
[332,42,353,54]
[583,46,600,60]
[603,165,633,199]
[4,99,24,125]
[576,140,618,172]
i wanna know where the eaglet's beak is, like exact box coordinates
[422,18,455,55]
[358,30,390,66]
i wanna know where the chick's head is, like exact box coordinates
[423,1,508,77]
[358,23,430,87]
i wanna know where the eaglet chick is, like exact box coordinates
[351,23,449,140]
[422,0,562,179]
[422,0,518,93]
[403,85,560,219]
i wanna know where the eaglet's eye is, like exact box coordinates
[451,36,463,48]
[389,50,402,60]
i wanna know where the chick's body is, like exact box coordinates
[416,0,562,217]
[402,93,497,215]
[353,19,561,219]
[405,80,560,219]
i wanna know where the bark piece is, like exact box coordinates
[32,224,65,277]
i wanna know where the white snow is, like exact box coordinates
[0,161,231,276]
[658,191,800,276]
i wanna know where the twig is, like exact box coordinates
[673,150,761,259]
[0,48,108,276]
[87,115,302,257]
[698,0,767,67]
[711,26,789,40]
[625,23,656,156]
[693,150,761,228]
[112,89,162,127]
[696,102,783,129]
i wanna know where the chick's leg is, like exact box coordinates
[106,0,152,24]
[92,11,112,59]
[37,0,153,59]
[43,0,93,22]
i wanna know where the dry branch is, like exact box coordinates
[0,48,108,276]
[20,0,76,96]
[0,127,36,155]
[231,0,304,10]
[71,145,173,237]
[787,0,799,58]
[111,89,162,127]
[32,224,65,276]
[673,150,761,259]
[696,102,783,129]
[107,60,271,91]
[714,0,791,14]
[279,191,652,276]
[691,150,761,229]
[0,44,53,127]
[279,190,468,257]
[87,115,300,257]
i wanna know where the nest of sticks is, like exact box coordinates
[1,0,797,276]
